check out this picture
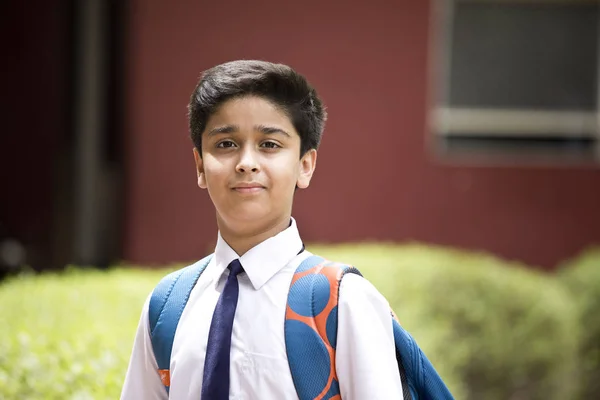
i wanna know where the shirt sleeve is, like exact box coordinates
[335,274,404,400]
[120,294,168,400]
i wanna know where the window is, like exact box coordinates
[430,0,600,164]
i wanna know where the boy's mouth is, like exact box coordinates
[232,182,266,194]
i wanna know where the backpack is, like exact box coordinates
[148,254,454,400]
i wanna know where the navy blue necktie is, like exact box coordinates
[201,259,244,399]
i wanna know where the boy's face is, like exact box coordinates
[193,95,317,232]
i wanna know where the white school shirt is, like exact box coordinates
[121,218,403,399]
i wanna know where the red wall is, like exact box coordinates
[123,0,600,269]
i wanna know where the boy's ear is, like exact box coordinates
[193,147,207,189]
[296,149,317,189]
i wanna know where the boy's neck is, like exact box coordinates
[217,214,292,257]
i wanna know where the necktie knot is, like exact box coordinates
[228,259,244,277]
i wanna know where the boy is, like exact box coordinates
[121,60,403,399]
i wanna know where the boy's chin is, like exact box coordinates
[222,205,279,225]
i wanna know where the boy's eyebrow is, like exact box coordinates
[206,124,291,137]
[255,124,291,137]
[207,125,239,136]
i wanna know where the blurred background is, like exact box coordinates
[1,0,599,399]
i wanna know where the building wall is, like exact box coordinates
[123,0,600,268]
[3,0,70,269]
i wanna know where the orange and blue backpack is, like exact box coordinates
[148,254,454,399]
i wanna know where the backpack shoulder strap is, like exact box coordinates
[285,255,361,400]
[148,254,213,392]
[285,255,448,400]
[391,315,454,400]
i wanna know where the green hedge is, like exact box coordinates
[0,244,597,399]
[0,268,166,399]
[558,247,600,400]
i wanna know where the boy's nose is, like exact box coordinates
[237,165,259,173]
[236,149,260,173]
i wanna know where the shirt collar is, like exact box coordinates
[212,217,303,290]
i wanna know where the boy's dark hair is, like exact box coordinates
[188,60,327,157]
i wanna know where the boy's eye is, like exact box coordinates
[216,140,236,148]
[261,141,281,149]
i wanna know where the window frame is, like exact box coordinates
[428,0,600,165]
